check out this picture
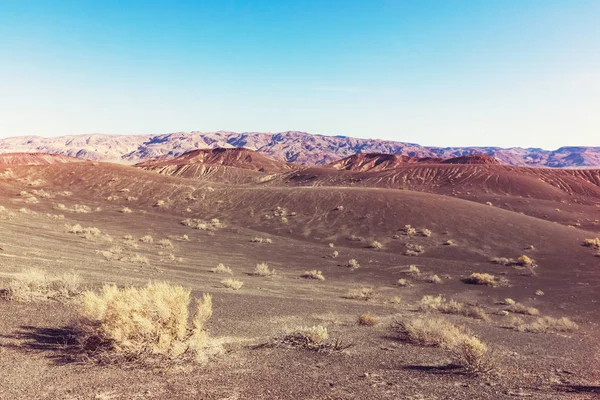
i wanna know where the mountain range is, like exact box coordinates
[0,131,598,168]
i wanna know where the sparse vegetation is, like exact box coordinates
[78,281,218,363]
[419,228,432,237]
[3,269,81,302]
[583,238,600,249]
[503,298,540,315]
[463,273,502,287]
[368,240,383,249]
[344,287,374,301]
[419,295,489,321]
[347,259,360,270]
[181,218,224,231]
[274,325,342,351]
[402,224,417,236]
[396,278,411,287]
[251,236,273,244]
[252,263,275,277]
[211,263,233,275]
[510,316,579,333]
[358,313,377,326]
[140,235,154,243]
[442,240,455,246]
[422,274,443,284]
[393,316,493,373]
[55,203,92,213]
[406,265,420,275]
[404,243,424,256]
[221,279,243,290]
[301,270,325,280]
[121,207,132,213]
[158,239,174,248]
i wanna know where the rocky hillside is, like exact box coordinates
[0,131,598,168]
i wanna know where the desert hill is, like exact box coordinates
[327,153,500,172]
[0,160,599,398]
[0,152,85,165]
[1,131,599,167]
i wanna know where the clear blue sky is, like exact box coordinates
[0,0,598,148]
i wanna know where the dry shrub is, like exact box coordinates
[397,278,411,287]
[583,238,600,249]
[252,263,275,277]
[404,243,424,256]
[3,269,81,302]
[271,325,350,353]
[368,240,383,249]
[535,290,545,296]
[154,200,166,207]
[406,265,420,275]
[491,257,513,266]
[393,316,493,373]
[344,287,374,301]
[251,237,273,244]
[442,240,455,246]
[517,255,534,267]
[120,253,149,264]
[511,316,579,333]
[419,228,432,237]
[78,282,218,363]
[331,250,339,258]
[358,313,377,326]
[121,207,132,213]
[422,274,443,284]
[301,270,325,280]
[55,203,91,213]
[347,234,364,242]
[503,298,539,316]
[347,259,360,270]
[419,295,489,321]
[140,235,154,243]
[463,273,503,287]
[402,225,417,236]
[211,263,233,275]
[181,218,223,231]
[158,239,174,249]
[221,279,243,290]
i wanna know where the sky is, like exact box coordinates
[0,0,599,149]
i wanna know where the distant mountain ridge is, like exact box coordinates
[0,131,598,168]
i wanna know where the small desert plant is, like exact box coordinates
[422,274,443,284]
[3,269,81,301]
[485,201,493,206]
[368,240,383,249]
[406,265,420,275]
[334,205,344,211]
[221,279,243,290]
[402,225,417,236]
[347,259,360,269]
[120,207,132,213]
[252,263,275,277]
[78,282,217,363]
[344,287,374,301]
[517,255,534,267]
[510,316,579,333]
[535,290,545,296]
[251,237,273,244]
[140,235,154,243]
[503,298,540,316]
[211,263,233,275]
[347,234,364,242]
[301,270,325,280]
[158,239,174,249]
[397,278,411,287]
[331,250,339,258]
[358,313,377,326]
[442,240,455,246]
[328,243,335,248]
[154,200,166,207]
[419,228,432,237]
[419,295,489,321]
[583,238,600,249]
[463,273,501,287]
[404,243,424,256]
[277,325,332,351]
[490,257,513,266]
[393,316,493,373]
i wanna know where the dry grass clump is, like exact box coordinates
[157,239,174,249]
[78,282,218,363]
[140,235,154,243]
[120,207,132,213]
[510,316,579,333]
[404,243,424,256]
[347,234,364,242]
[330,250,339,258]
[419,295,489,321]
[154,200,166,207]
[368,240,383,249]
[517,255,534,267]
[334,205,344,211]
[250,237,273,244]
[442,239,455,246]
[405,265,421,275]
[535,290,545,296]
[422,274,443,284]
[402,224,417,236]
[503,298,540,316]
[66,224,102,240]
[276,325,336,351]
[347,259,360,270]
[463,273,503,287]
[301,270,325,280]
[419,228,432,237]
[344,287,374,301]
[583,238,600,249]
[490,257,513,266]
[393,316,493,373]
[220,279,243,290]
[358,313,377,326]
[211,263,233,275]
[397,278,411,287]
[55,203,92,213]
[252,263,275,277]
[181,218,224,231]
[3,269,81,302]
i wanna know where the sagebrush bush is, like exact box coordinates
[252,263,275,276]
[463,273,501,287]
[79,281,218,362]
[4,269,81,302]
[301,270,325,280]
[221,279,243,290]
[211,263,233,275]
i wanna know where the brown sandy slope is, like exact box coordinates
[0,162,598,399]
[0,152,85,165]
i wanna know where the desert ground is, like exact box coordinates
[0,153,599,399]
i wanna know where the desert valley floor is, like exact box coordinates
[0,152,599,399]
